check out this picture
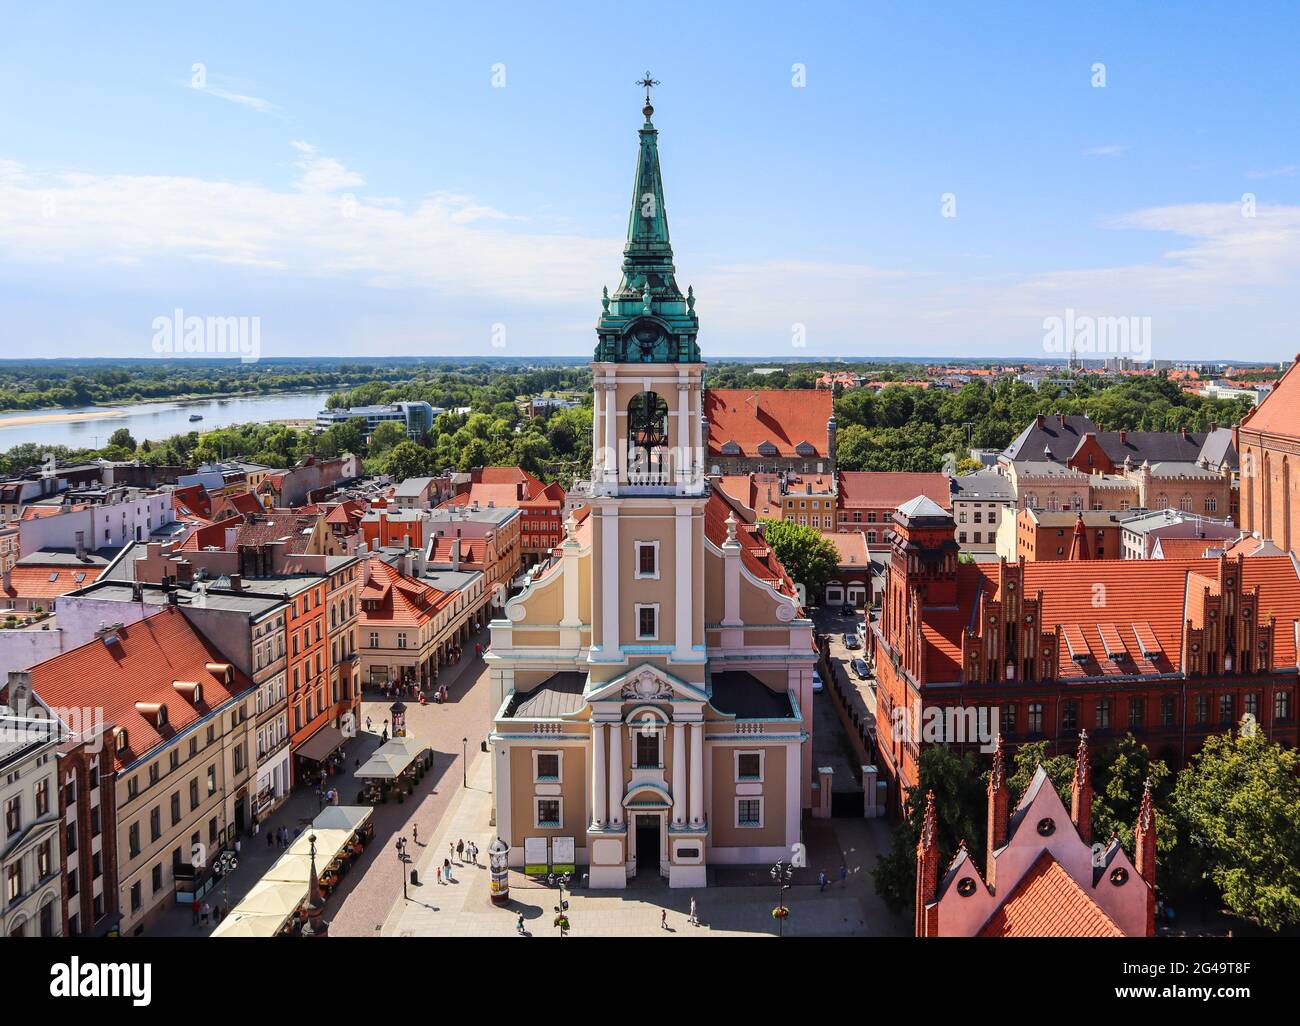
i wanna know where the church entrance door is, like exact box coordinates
[634,815,662,877]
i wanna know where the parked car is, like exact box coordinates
[840,603,856,616]
[811,669,824,694]
[842,632,860,649]
[852,658,869,679]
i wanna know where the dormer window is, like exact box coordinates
[115,729,129,752]
[720,441,741,456]
[757,440,778,457]
[795,441,816,457]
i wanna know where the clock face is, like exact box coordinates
[634,325,659,345]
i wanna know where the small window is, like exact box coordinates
[736,798,763,828]
[534,752,561,782]
[534,798,562,828]
[736,752,763,781]
[636,604,658,641]
[635,541,659,579]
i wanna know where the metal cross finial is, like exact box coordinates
[637,71,660,103]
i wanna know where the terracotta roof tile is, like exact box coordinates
[839,471,951,510]
[979,850,1123,937]
[23,606,252,769]
[705,388,832,458]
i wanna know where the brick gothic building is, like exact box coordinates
[916,735,1156,937]
[1237,355,1300,556]
[872,495,1300,812]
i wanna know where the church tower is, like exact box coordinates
[587,81,707,687]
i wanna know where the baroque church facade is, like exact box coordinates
[486,94,816,887]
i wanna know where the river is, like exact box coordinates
[0,391,335,453]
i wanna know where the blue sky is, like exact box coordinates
[2,0,1298,362]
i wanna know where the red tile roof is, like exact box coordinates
[964,555,1300,679]
[839,471,951,510]
[826,530,869,566]
[172,485,212,520]
[706,489,799,600]
[359,558,454,628]
[3,563,107,600]
[1240,354,1300,438]
[705,388,832,458]
[1152,537,1221,559]
[24,606,252,769]
[429,537,487,565]
[979,850,1123,937]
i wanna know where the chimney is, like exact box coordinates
[1034,413,1045,429]
[75,530,86,561]
[131,581,143,602]
[5,669,32,710]
[1119,430,1127,445]
[228,574,242,592]
[451,538,461,572]
[986,736,1009,889]
[914,791,939,937]
[403,551,415,579]
[1071,730,1093,844]
[1134,777,1158,936]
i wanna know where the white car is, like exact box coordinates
[811,670,824,694]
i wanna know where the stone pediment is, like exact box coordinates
[587,662,707,705]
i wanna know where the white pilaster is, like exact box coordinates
[603,379,619,487]
[676,381,690,486]
[692,385,704,489]
[591,722,607,827]
[672,721,686,825]
[608,721,623,825]
[600,507,620,655]
[689,722,703,826]
[674,506,692,659]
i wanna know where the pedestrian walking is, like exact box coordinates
[818,870,828,892]
[444,858,453,882]
[660,909,668,930]
[689,897,698,926]
[412,823,419,846]
[470,842,479,864]
[191,898,201,925]
[448,842,455,863]
[366,716,372,732]
[456,838,464,862]
[516,912,525,935]
[200,901,211,925]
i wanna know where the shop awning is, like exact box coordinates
[218,806,373,937]
[295,725,346,763]
[211,909,290,938]
[355,737,427,780]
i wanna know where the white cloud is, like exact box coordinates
[1246,165,1297,179]
[0,143,1297,358]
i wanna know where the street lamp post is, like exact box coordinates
[770,860,794,937]
[462,736,468,788]
[396,835,409,900]
[549,870,571,937]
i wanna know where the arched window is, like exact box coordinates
[1179,493,1193,512]
[626,391,670,484]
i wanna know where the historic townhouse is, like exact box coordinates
[487,96,815,888]
[1237,355,1300,555]
[872,496,1300,812]
[13,608,257,936]
[0,690,64,937]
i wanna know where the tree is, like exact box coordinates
[1091,733,1170,851]
[1169,726,1300,931]
[1007,739,1074,807]
[107,427,137,451]
[384,441,435,482]
[369,420,407,454]
[873,746,987,914]
[757,519,840,605]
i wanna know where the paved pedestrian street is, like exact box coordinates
[150,627,494,938]
[382,755,908,939]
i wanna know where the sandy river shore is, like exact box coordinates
[0,408,128,428]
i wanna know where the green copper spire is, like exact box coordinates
[594,74,700,364]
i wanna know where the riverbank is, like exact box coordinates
[0,386,353,422]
